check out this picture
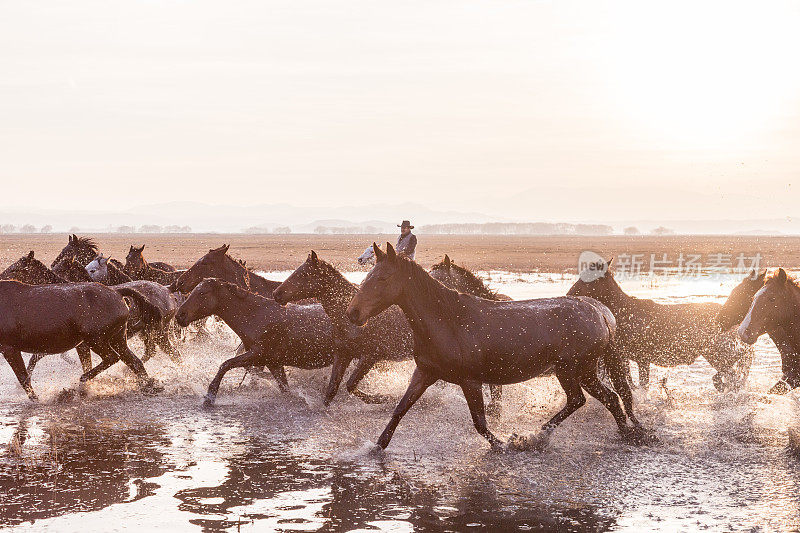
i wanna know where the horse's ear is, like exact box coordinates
[386,242,397,262]
[72,233,78,241]
[139,245,145,252]
[373,242,385,261]
[777,268,788,283]
[129,245,134,252]
[444,254,451,267]
[101,256,109,266]
[310,250,318,262]
[758,269,767,282]
[27,250,34,259]
[606,257,613,268]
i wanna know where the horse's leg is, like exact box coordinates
[106,329,156,390]
[460,380,503,448]
[345,356,393,405]
[323,352,355,406]
[376,367,438,449]
[486,384,503,417]
[541,371,586,434]
[76,343,93,374]
[578,368,628,433]
[26,353,46,375]
[204,350,263,407]
[267,365,290,393]
[3,347,36,400]
[78,351,117,384]
[156,327,183,364]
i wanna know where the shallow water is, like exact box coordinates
[1,271,799,531]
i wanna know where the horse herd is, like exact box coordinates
[0,235,797,451]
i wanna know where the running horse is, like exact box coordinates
[345,243,644,450]
[739,270,800,382]
[718,269,800,394]
[0,279,161,399]
[175,278,335,407]
[567,259,754,391]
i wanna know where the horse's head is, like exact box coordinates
[1,251,61,284]
[124,245,147,275]
[176,278,223,326]
[174,244,236,294]
[739,268,796,344]
[347,242,405,326]
[567,258,622,305]
[52,234,98,268]
[86,254,110,283]
[717,269,766,330]
[274,250,330,305]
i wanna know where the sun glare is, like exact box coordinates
[598,1,800,149]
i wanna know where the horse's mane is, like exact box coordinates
[72,236,98,252]
[212,277,269,302]
[401,258,463,320]
[430,258,498,300]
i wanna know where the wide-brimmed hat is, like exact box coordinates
[398,220,414,229]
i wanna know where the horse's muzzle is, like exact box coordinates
[346,304,367,326]
[737,324,759,345]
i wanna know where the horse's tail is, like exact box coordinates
[114,286,164,332]
[590,299,639,427]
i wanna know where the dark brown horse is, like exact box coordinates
[125,245,177,275]
[175,278,335,406]
[0,280,160,399]
[568,259,754,391]
[172,244,281,297]
[739,270,800,385]
[273,251,413,405]
[718,270,800,394]
[51,234,100,269]
[345,243,642,450]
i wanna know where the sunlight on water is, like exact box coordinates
[1,270,800,531]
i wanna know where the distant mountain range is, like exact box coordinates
[0,201,797,235]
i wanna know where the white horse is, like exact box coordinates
[85,254,110,282]
[357,244,382,266]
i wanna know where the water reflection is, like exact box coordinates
[0,409,169,526]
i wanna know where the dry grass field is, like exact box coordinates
[1,233,799,273]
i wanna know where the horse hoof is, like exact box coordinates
[202,395,216,409]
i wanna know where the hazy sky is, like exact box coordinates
[1,1,799,221]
